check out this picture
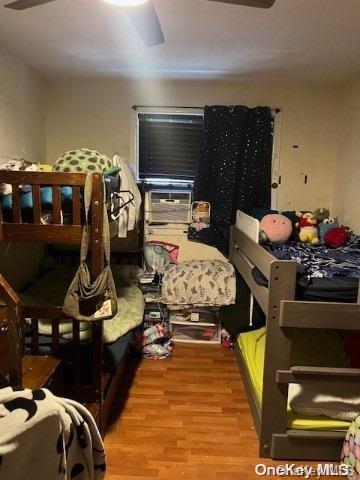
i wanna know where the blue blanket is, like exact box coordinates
[264,235,360,278]
[0,186,72,210]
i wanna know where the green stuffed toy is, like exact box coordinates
[53,148,112,173]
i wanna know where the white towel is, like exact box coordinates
[112,155,142,238]
[0,387,105,480]
[290,382,360,422]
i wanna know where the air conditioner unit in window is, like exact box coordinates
[145,190,192,224]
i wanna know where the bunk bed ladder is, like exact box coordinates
[259,259,297,458]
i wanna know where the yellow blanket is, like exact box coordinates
[238,328,350,430]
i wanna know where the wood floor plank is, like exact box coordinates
[104,344,335,480]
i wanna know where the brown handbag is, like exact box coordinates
[63,173,117,322]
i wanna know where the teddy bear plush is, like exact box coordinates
[295,211,319,245]
[259,213,293,243]
[314,208,330,223]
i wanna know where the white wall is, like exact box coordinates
[332,76,360,234]
[0,43,46,289]
[46,77,342,212]
[0,43,45,164]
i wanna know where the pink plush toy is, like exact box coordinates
[259,213,293,244]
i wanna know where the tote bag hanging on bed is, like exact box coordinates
[63,173,117,322]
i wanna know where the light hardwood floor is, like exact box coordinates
[104,344,338,480]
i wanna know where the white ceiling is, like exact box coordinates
[0,0,360,82]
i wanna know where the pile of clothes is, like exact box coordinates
[0,158,40,195]
[133,322,173,360]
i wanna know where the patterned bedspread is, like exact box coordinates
[264,234,360,278]
[161,260,236,308]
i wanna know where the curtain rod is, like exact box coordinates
[132,105,281,113]
[132,105,202,110]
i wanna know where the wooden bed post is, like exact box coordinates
[90,173,105,416]
[0,275,23,387]
[259,260,297,457]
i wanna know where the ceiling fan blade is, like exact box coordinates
[126,0,164,47]
[4,0,55,10]
[208,0,276,8]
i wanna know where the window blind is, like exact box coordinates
[138,113,203,181]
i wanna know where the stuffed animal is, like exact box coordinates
[0,159,38,196]
[318,217,339,241]
[323,226,349,248]
[259,213,293,244]
[295,211,319,245]
[314,208,330,223]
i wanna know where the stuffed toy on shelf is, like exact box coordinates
[295,211,319,245]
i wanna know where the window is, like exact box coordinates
[136,110,204,184]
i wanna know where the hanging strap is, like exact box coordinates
[80,173,111,265]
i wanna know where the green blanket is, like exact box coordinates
[21,265,144,343]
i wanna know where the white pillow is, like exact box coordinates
[289,383,360,422]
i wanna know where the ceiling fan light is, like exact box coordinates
[103,0,148,6]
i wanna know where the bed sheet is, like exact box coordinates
[252,267,359,302]
[24,327,132,373]
[238,328,350,431]
[0,186,73,210]
[263,235,360,279]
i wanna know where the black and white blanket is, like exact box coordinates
[264,234,360,278]
[0,387,106,480]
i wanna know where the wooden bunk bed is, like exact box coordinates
[0,170,137,434]
[229,215,360,461]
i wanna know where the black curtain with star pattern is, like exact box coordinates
[188,105,273,254]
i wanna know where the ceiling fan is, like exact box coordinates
[3,0,276,46]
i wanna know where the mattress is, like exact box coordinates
[21,264,144,370]
[21,264,144,344]
[238,328,351,430]
[252,267,359,302]
[24,327,131,373]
